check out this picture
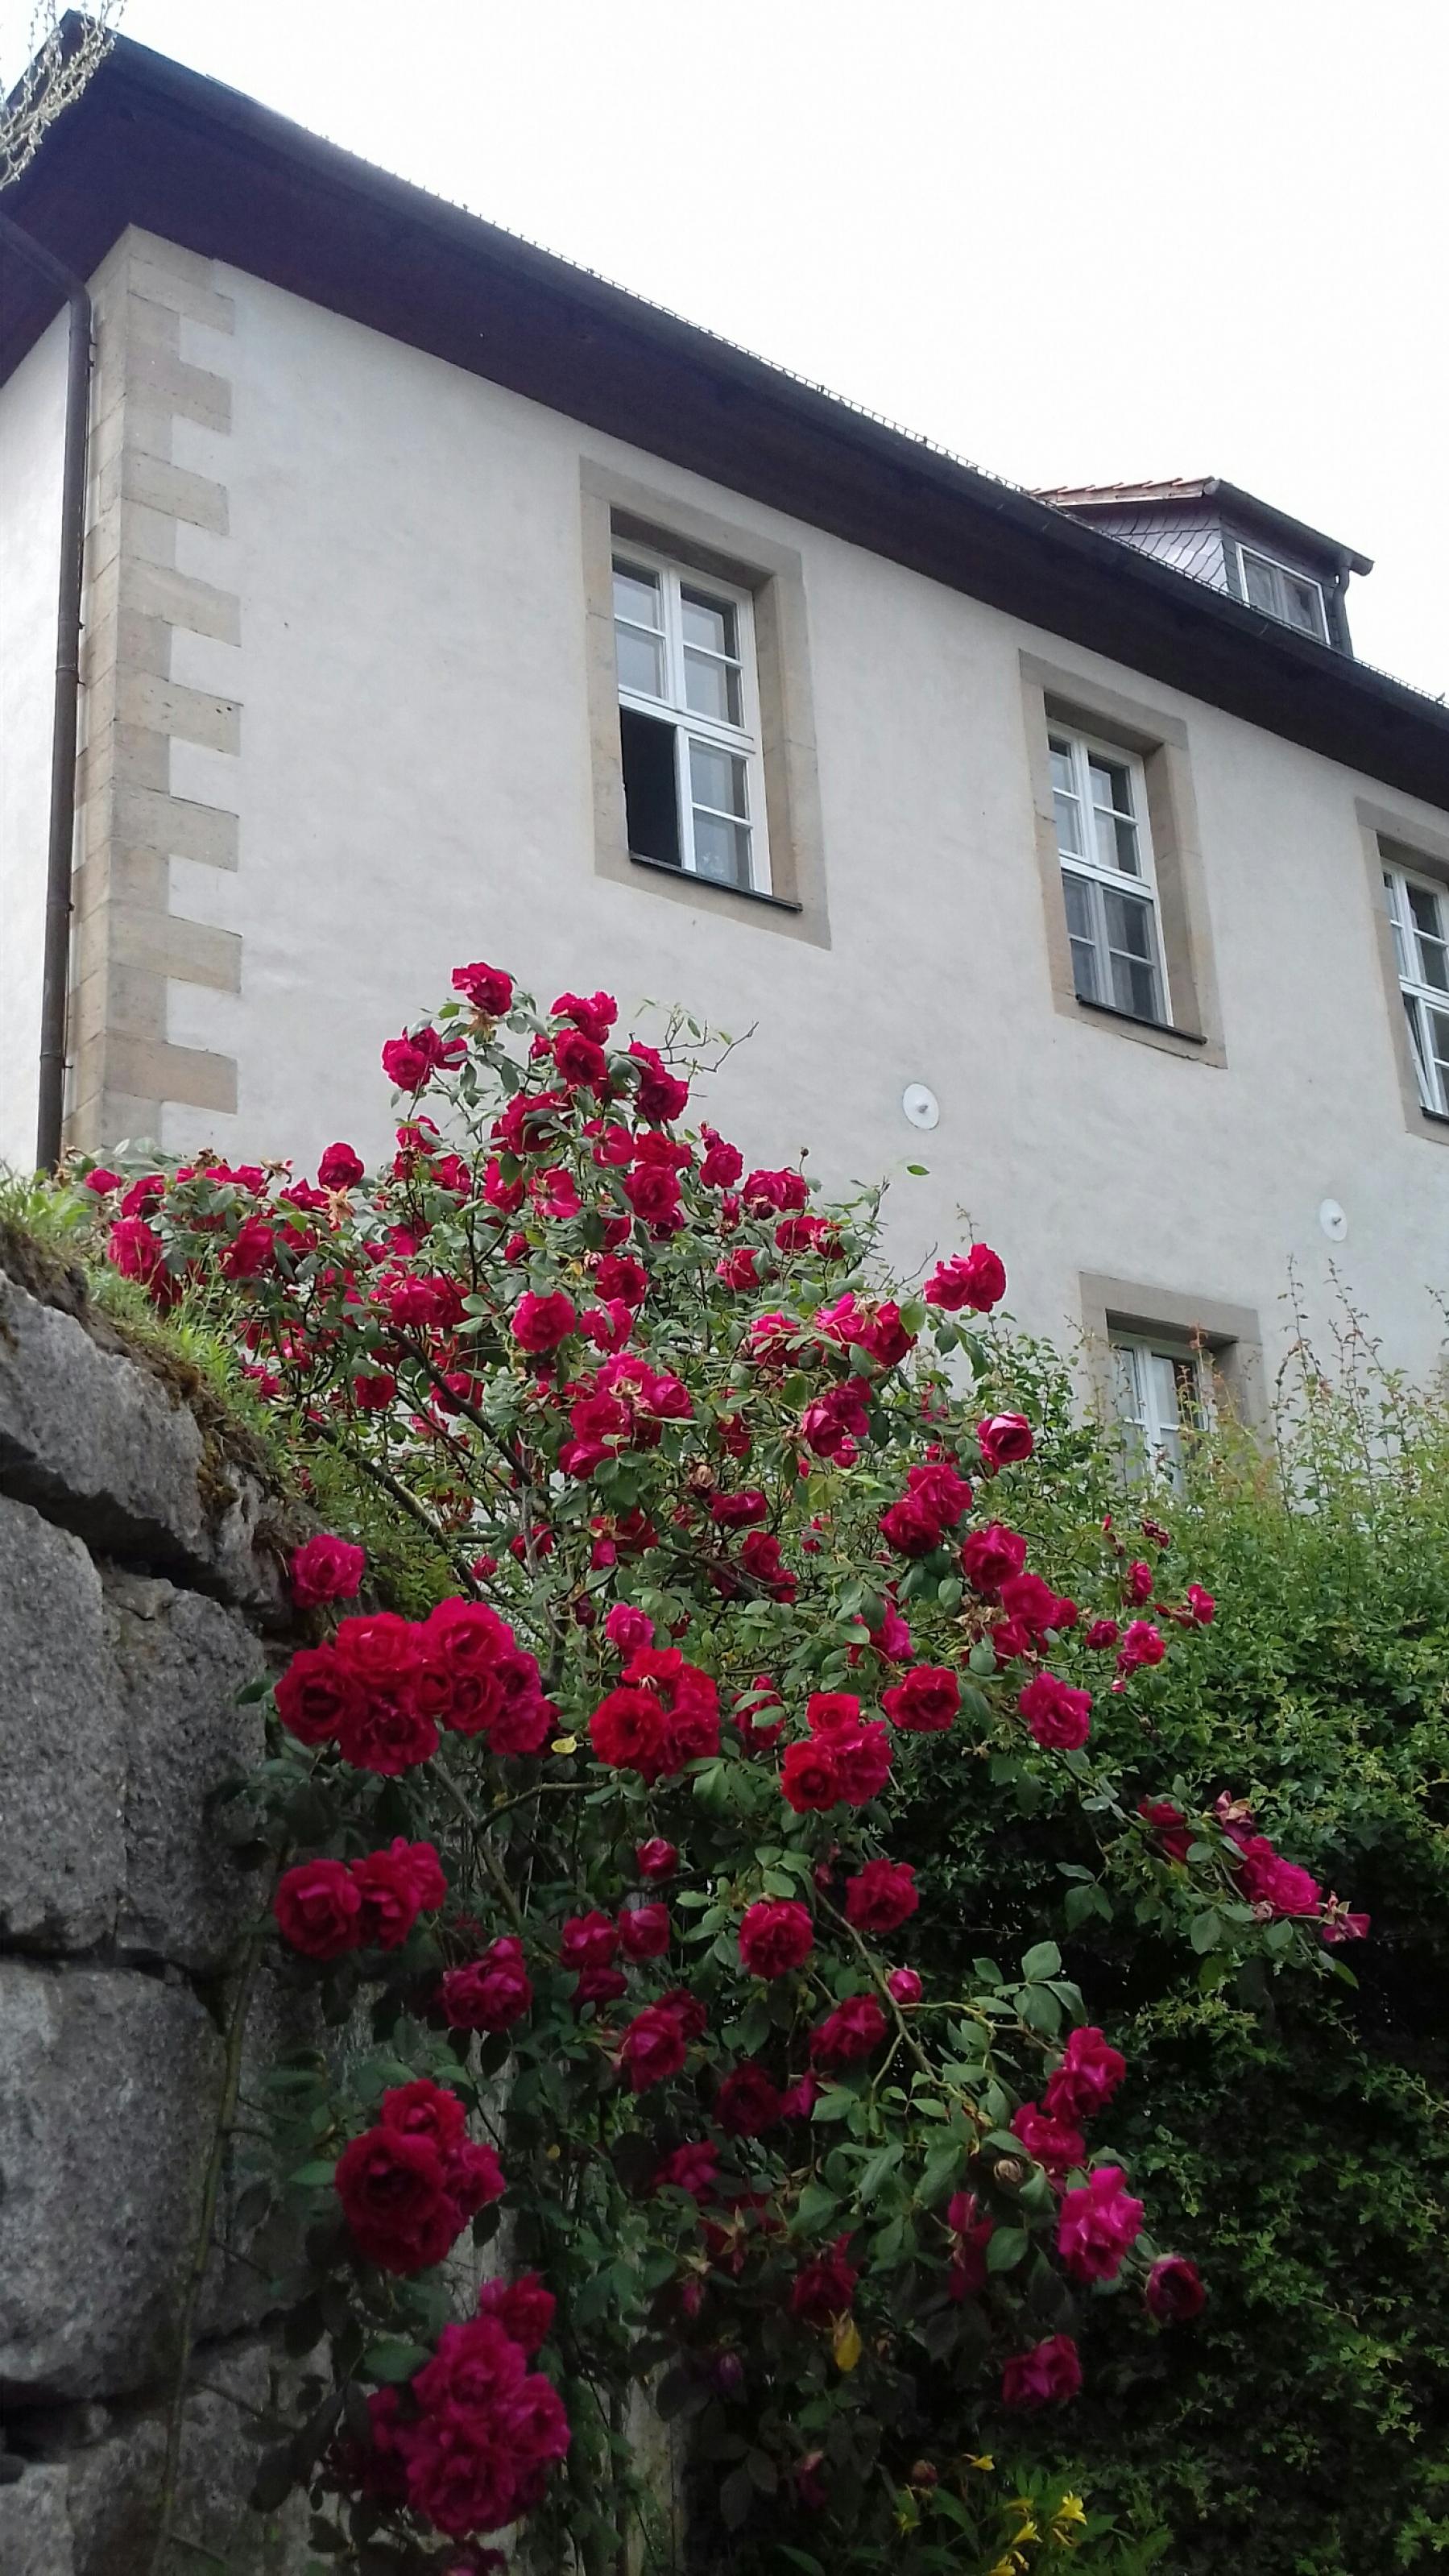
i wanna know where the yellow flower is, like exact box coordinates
[1053,2494,1088,2532]
[966,2454,996,2474]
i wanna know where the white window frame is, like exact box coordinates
[1109,1333,1210,1492]
[612,545,772,894]
[1235,542,1329,644]
[1384,859,1449,1115]
[1049,725,1171,1026]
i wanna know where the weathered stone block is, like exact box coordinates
[0,1964,219,2402]
[64,2337,301,2576]
[0,1495,124,1953]
[0,2463,75,2575]
[0,1268,284,1616]
[106,1571,267,1973]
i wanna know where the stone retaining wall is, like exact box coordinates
[0,1240,304,2573]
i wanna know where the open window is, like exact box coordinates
[612,549,771,894]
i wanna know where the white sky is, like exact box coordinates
[46,1,1449,694]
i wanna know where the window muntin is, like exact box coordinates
[612,549,768,892]
[1236,544,1329,643]
[1384,860,1449,1113]
[1049,727,1169,1023]
[1109,1334,1207,1490]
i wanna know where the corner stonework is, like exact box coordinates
[71,228,242,1153]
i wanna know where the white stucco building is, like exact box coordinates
[3,35,1449,1444]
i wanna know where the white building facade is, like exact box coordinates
[2,36,1449,1424]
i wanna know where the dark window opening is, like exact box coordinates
[620,707,680,868]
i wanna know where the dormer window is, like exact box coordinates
[1236,543,1328,642]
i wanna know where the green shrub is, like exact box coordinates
[895,1311,1449,2572]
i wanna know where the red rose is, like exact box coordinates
[477,2270,557,2353]
[905,1460,974,1526]
[219,1216,275,1282]
[82,1166,122,1195]
[440,1936,532,2033]
[617,2001,690,2091]
[1085,1617,1121,1650]
[789,2235,857,2325]
[780,1739,841,1812]
[1186,1584,1215,1624]
[699,1127,743,1187]
[590,1686,666,1780]
[1001,2334,1082,2408]
[379,2078,467,2151]
[999,1571,1068,1637]
[743,1166,809,1215]
[1116,1618,1166,1675]
[275,1643,364,1746]
[347,1844,428,1948]
[1145,2254,1207,2323]
[387,1838,446,1908]
[274,1858,362,1959]
[923,1244,1006,1312]
[1042,2025,1126,2123]
[511,1290,577,1353]
[618,1902,670,1961]
[1125,1559,1154,1606]
[317,1141,365,1189]
[381,1031,441,1091]
[107,1215,167,1290]
[333,1612,423,1687]
[946,2188,996,2299]
[622,1162,682,1229]
[829,1721,893,1804]
[959,1522,1028,1597]
[334,2125,463,2274]
[352,1369,396,1411]
[810,1994,888,2067]
[559,1911,620,1973]
[843,1857,918,1934]
[1011,2101,1086,2178]
[553,1028,607,1088]
[977,1412,1034,1468]
[604,1603,654,1655]
[1138,1795,1194,1861]
[1018,1671,1092,1751]
[594,1253,648,1306]
[715,2061,785,2135]
[879,1495,944,1558]
[290,1532,366,1609]
[1235,1836,1322,1918]
[1056,2165,1144,2283]
[881,1664,960,1733]
[553,986,617,1043]
[337,1687,438,1775]
[739,1897,814,1978]
[887,1966,923,2004]
[635,1837,678,1881]
[655,2141,719,2201]
[628,1042,689,1122]
[445,2138,506,2218]
[453,960,515,1014]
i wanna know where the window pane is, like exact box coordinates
[1049,741,1075,795]
[689,740,747,817]
[1404,995,1435,1107]
[681,589,737,658]
[1242,553,1279,615]
[1102,887,1161,1021]
[1054,791,1084,858]
[1062,869,1099,1002]
[1087,755,1132,816]
[1093,803,1141,876]
[1385,873,1410,979]
[691,810,751,888]
[1408,884,1449,990]
[1281,573,1323,636]
[684,647,743,725]
[615,623,666,699]
[1109,1344,1149,1483]
[619,707,680,868]
[613,565,662,629]
[1429,1009,1449,1110]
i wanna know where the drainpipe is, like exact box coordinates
[0,212,92,1173]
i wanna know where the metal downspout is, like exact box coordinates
[0,211,92,1172]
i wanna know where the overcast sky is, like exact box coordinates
[45,1,1449,695]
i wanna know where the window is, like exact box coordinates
[1049,727,1169,1023]
[1383,859,1449,1113]
[1109,1335,1207,1490]
[1236,544,1328,643]
[612,549,769,892]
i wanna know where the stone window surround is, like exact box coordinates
[581,458,830,949]
[1021,652,1225,1066]
[1078,1271,1268,1431]
[1356,793,1449,1150]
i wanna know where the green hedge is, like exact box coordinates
[896,1318,1449,2573]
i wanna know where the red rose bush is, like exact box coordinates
[93,957,1364,2568]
